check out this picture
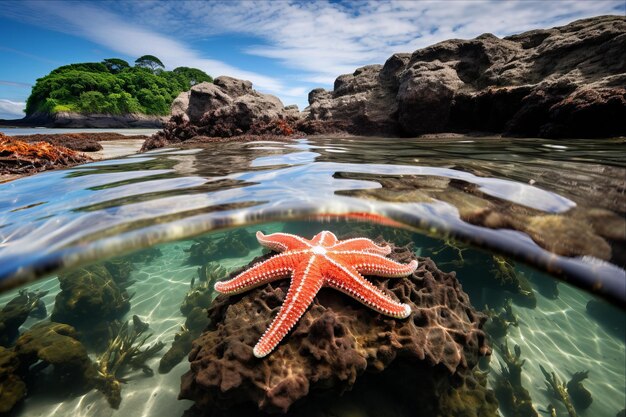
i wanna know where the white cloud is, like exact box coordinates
[2,0,622,110]
[0,99,26,118]
[4,1,289,96]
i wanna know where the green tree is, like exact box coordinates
[102,58,130,74]
[172,67,212,86]
[134,55,165,72]
[25,56,212,116]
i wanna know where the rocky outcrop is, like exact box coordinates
[1,111,165,128]
[305,15,626,138]
[142,76,350,150]
[171,76,298,136]
[179,242,494,416]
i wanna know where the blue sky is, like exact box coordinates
[1,0,624,119]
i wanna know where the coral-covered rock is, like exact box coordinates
[180,243,493,415]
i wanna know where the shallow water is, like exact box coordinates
[0,136,624,416]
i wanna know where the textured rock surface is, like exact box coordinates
[171,76,296,136]
[51,265,131,331]
[306,16,626,138]
[179,242,493,415]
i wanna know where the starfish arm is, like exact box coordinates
[330,251,418,277]
[214,251,307,294]
[256,231,312,252]
[253,255,323,358]
[311,230,338,246]
[322,258,411,319]
[329,238,391,255]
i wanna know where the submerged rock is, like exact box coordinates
[0,289,48,347]
[306,16,626,138]
[0,346,26,413]
[51,265,131,341]
[179,242,494,416]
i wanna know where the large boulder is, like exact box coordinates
[168,76,298,137]
[306,15,626,138]
[179,242,494,416]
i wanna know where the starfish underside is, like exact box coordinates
[214,230,418,358]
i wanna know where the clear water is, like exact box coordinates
[0,136,624,416]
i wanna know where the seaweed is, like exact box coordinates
[160,263,227,374]
[95,315,164,408]
[484,298,518,340]
[491,255,536,308]
[540,364,578,417]
[494,341,538,417]
[566,371,592,410]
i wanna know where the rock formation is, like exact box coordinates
[179,242,495,416]
[0,111,165,128]
[305,15,625,138]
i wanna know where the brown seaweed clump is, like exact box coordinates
[179,242,495,416]
[0,133,92,176]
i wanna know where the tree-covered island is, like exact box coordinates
[25,55,212,116]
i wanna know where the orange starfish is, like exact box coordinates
[214,230,418,358]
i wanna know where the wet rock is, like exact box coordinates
[51,265,131,336]
[103,258,135,288]
[146,76,301,149]
[0,346,26,413]
[185,229,257,265]
[179,243,493,415]
[306,16,626,138]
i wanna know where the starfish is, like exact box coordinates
[214,230,418,358]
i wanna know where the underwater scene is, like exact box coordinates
[0,137,624,417]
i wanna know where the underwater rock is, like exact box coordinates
[103,258,135,288]
[180,242,494,415]
[0,346,26,413]
[51,265,131,341]
[185,229,257,265]
[185,238,218,265]
[13,322,95,390]
[566,371,592,410]
[0,289,48,346]
[159,327,195,374]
